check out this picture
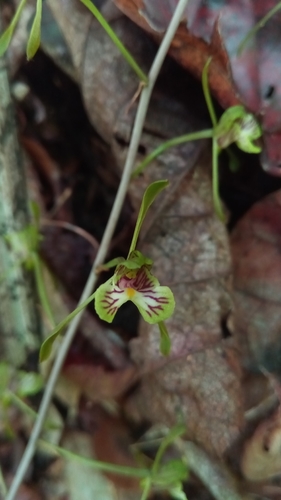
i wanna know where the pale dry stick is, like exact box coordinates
[6,1,189,498]
[177,440,250,500]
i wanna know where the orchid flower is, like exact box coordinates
[40,180,174,362]
[95,250,175,324]
[215,105,262,153]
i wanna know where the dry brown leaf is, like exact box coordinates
[114,0,240,110]
[62,363,137,402]
[241,407,281,481]
[93,412,140,491]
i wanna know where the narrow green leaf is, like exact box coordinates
[79,0,148,84]
[26,0,42,60]
[129,180,169,254]
[0,0,27,57]
[40,291,96,362]
[158,321,171,356]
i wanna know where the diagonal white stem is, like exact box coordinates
[6,1,189,498]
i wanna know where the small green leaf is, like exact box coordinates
[158,321,171,356]
[129,180,169,254]
[16,371,44,397]
[0,0,27,57]
[40,291,96,362]
[26,0,42,60]
[153,459,188,487]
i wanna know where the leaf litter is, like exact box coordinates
[3,0,281,499]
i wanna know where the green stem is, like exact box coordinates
[79,0,148,84]
[140,477,152,500]
[6,390,38,421]
[202,58,217,127]
[32,252,55,329]
[212,138,225,221]
[5,390,60,432]
[238,2,281,54]
[39,440,150,479]
[132,129,213,177]
[0,464,7,497]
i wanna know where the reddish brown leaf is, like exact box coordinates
[231,189,281,372]
[62,363,137,402]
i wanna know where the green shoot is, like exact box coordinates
[0,0,27,57]
[26,0,42,59]
[140,424,187,500]
[79,0,148,84]
[238,2,281,54]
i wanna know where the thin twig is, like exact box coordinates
[6,1,189,498]
[177,439,250,500]
[41,219,99,251]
